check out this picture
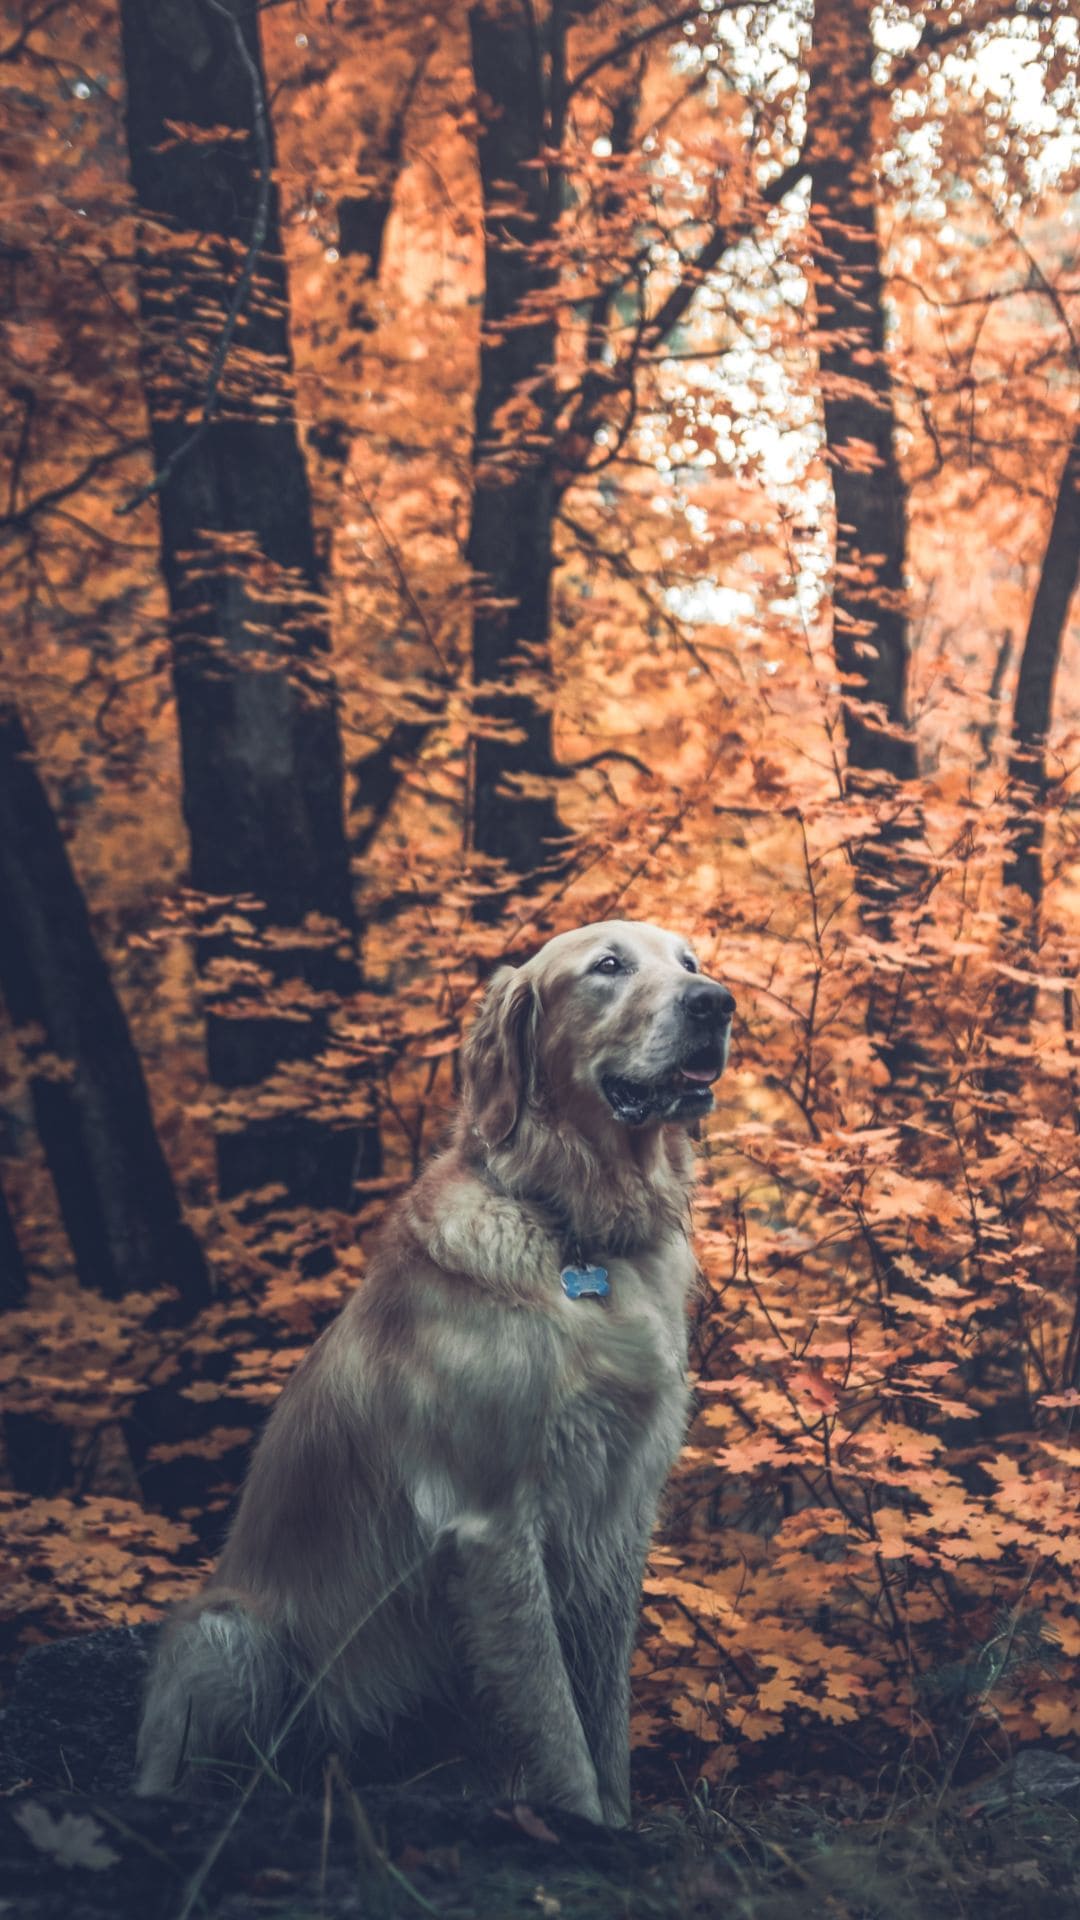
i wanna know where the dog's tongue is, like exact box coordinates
[680,1064,716,1084]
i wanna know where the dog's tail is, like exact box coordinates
[134,1595,289,1795]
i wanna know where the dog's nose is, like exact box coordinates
[683,979,736,1024]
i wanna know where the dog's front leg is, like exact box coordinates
[561,1538,648,1829]
[452,1516,603,1823]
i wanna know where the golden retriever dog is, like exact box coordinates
[135,921,735,1824]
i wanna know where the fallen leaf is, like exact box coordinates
[495,1803,560,1845]
[12,1802,120,1871]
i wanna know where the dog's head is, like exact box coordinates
[462,920,735,1149]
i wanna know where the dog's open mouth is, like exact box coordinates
[602,1046,723,1126]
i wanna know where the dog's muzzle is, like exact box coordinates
[602,980,735,1126]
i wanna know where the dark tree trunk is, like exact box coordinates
[802,0,941,1113]
[464,7,795,892]
[987,414,1080,1063]
[0,1169,27,1310]
[984,414,1080,1097]
[0,1173,70,1492]
[962,360,1079,1450]
[958,416,1080,1446]
[0,706,209,1311]
[1,1170,73,1494]
[466,0,569,888]
[119,0,373,1205]
[805,0,916,787]
[0,708,209,1501]
[1003,415,1080,918]
[3,1412,74,1498]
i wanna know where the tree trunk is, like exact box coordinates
[986,414,1080,1065]
[801,0,942,1114]
[1003,414,1080,919]
[0,706,209,1311]
[954,415,1079,1444]
[2,1411,74,1499]
[466,0,569,888]
[119,0,373,1205]
[805,0,916,787]
[0,1168,27,1310]
[963,385,1079,1450]
[0,707,209,1499]
[464,5,796,893]
[0,1171,70,1494]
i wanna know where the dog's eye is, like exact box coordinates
[681,955,699,974]
[592,954,622,975]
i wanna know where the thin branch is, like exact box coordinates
[568,0,773,101]
[577,54,645,380]
[644,152,805,349]
[0,437,148,538]
[350,705,445,861]
[982,199,1080,377]
[346,472,451,678]
[554,152,806,484]
[5,383,35,515]
[563,747,651,776]
[0,0,67,62]
[887,0,1018,91]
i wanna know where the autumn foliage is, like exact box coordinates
[1,0,1078,1798]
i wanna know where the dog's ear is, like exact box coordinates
[461,966,539,1149]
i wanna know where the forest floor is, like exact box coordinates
[1,1631,1077,1919]
[3,1773,1080,1920]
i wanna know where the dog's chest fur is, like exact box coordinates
[395,1163,693,1531]
[556,1242,690,1416]
[542,1245,692,1535]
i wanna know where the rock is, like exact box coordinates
[962,1747,1080,1816]
[0,1626,155,1795]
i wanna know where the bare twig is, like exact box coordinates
[554,152,806,483]
[0,437,148,538]
[346,471,451,677]
[0,0,67,63]
[567,0,773,101]
[5,383,36,516]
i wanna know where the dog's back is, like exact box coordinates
[135,1276,461,1793]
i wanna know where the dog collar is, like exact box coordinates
[561,1262,609,1300]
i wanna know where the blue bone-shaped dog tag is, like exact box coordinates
[561,1264,610,1300]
